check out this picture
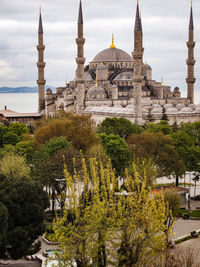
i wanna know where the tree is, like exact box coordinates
[0,153,31,178]
[0,203,8,243]
[0,123,29,148]
[161,107,169,121]
[98,117,143,139]
[127,132,185,185]
[145,121,172,135]
[163,189,181,217]
[33,114,99,151]
[53,159,172,267]
[32,137,81,214]
[0,175,49,259]
[131,157,160,187]
[146,108,154,123]
[99,133,131,176]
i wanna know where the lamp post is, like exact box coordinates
[55,178,66,218]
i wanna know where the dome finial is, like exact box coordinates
[95,75,98,86]
[110,34,116,48]
[191,0,192,7]
[161,77,164,86]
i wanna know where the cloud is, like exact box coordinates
[0,0,199,102]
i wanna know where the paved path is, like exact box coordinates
[172,219,200,239]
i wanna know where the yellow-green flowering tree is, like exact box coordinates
[53,158,173,267]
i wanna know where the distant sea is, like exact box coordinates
[0,93,38,113]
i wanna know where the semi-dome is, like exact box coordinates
[114,71,133,80]
[176,103,185,110]
[180,107,193,113]
[93,48,133,62]
[166,107,179,113]
[86,85,107,99]
[142,63,152,70]
[152,107,162,113]
[164,104,173,109]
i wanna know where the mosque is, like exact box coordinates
[36,0,200,125]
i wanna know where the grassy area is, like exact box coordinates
[178,209,200,218]
[154,183,192,188]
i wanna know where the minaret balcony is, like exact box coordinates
[37,80,46,85]
[186,78,196,84]
[186,42,195,49]
[37,45,45,51]
[186,59,196,65]
[37,62,46,68]
[76,38,85,45]
[76,57,86,64]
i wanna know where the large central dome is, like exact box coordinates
[93,47,133,62]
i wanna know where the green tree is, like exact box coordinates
[146,121,172,135]
[127,132,185,185]
[0,203,8,243]
[53,159,172,267]
[0,175,49,259]
[0,153,31,178]
[99,133,131,176]
[161,107,169,121]
[98,117,143,139]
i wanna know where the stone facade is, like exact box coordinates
[40,1,200,125]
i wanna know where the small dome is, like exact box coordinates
[152,104,161,108]
[86,85,107,99]
[164,104,173,109]
[114,71,133,80]
[166,107,179,113]
[180,107,193,113]
[174,87,180,92]
[188,104,196,110]
[96,63,107,70]
[46,88,52,94]
[93,48,133,62]
[176,103,185,110]
[142,64,152,70]
[152,108,162,114]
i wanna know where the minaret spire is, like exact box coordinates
[132,0,144,124]
[78,0,83,24]
[186,1,195,104]
[75,0,86,113]
[37,8,46,112]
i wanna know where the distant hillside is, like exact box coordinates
[0,85,56,93]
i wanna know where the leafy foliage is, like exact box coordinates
[0,152,31,178]
[98,117,143,139]
[53,159,172,267]
[0,175,49,259]
[99,133,131,176]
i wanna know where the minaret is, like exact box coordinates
[132,0,144,124]
[186,1,195,104]
[37,8,46,113]
[75,0,86,113]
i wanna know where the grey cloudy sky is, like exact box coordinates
[0,0,200,103]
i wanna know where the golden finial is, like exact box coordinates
[161,77,164,86]
[65,79,67,87]
[137,0,139,5]
[95,76,98,86]
[101,61,103,65]
[110,34,116,49]
[191,0,192,7]
[40,6,41,14]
